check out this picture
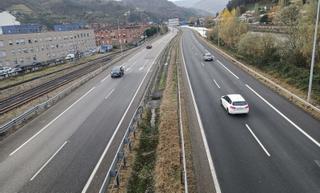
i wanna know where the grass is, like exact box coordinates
[154,44,182,193]
[209,37,320,106]
[127,109,158,193]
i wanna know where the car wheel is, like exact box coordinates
[227,108,231,115]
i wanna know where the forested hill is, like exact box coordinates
[0,0,202,28]
[226,0,273,10]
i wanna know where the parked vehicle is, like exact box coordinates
[65,53,75,60]
[8,67,22,75]
[146,45,152,49]
[111,66,124,78]
[221,94,249,115]
[0,66,12,77]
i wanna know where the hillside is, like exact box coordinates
[173,0,227,14]
[0,0,200,28]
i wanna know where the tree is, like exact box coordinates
[217,8,248,49]
[237,33,279,66]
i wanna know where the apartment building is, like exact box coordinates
[95,25,147,46]
[0,29,96,68]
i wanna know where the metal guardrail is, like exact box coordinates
[0,47,137,135]
[0,34,162,135]
[98,35,175,193]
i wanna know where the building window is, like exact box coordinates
[0,51,6,58]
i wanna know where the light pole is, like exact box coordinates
[117,18,123,56]
[217,18,220,47]
[307,0,320,102]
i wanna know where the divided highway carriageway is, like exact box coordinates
[180,27,320,193]
[0,29,177,193]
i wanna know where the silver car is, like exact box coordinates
[203,53,214,61]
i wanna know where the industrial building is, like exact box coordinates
[54,23,84,32]
[0,29,96,67]
[168,18,180,27]
[1,24,42,35]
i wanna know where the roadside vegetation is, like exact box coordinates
[122,35,188,193]
[208,1,320,104]
[154,44,183,193]
[127,109,159,193]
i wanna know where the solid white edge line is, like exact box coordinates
[245,124,271,157]
[104,89,114,100]
[30,141,68,181]
[181,41,222,193]
[213,79,221,89]
[82,57,157,193]
[245,84,320,148]
[9,87,96,156]
[217,60,239,80]
[177,61,189,193]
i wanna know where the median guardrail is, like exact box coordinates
[0,46,139,135]
[98,33,176,193]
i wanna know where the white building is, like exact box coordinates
[0,29,96,67]
[0,11,20,34]
[168,18,180,27]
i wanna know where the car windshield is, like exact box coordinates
[112,67,120,72]
[233,101,247,106]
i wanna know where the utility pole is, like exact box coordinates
[307,0,320,102]
[217,19,220,47]
[117,18,123,56]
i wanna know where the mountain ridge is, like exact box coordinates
[0,0,203,28]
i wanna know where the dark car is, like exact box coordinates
[111,66,124,78]
[146,45,152,49]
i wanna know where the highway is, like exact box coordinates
[0,29,177,193]
[180,28,320,193]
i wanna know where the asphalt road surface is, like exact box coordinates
[181,27,320,193]
[0,29,177,193]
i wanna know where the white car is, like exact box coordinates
[221,94,249,114]
[0,66,12,77]
[65,53,75,60]
[203,53,214,61]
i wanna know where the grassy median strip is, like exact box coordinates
[126,109,159,193]
[108,33,195,193]
[154,43,183,193]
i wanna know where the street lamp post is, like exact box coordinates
[307,0,320,102]
[217,19,220,47]
[117,18,123,56]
